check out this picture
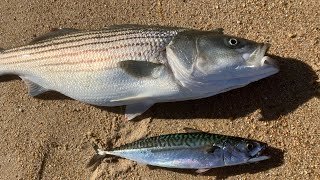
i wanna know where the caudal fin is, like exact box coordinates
[86,144,109,169]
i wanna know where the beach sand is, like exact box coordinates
[0,0,319,179]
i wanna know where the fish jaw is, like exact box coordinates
[247,155,270,163]
[168,44,279,100]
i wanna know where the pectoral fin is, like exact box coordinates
[20,76,48,96]
[110,93,151,103]
[125,102,154,120]
[204,146,221,154]
[118,60,163,78]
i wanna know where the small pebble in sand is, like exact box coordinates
[288,33,297,38]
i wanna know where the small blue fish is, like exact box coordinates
[87,128,270,173]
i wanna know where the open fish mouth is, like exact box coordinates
[247,143,270,163]
[246,44,278,68]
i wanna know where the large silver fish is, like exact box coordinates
[87,128,270,173]
[0,25,279,120]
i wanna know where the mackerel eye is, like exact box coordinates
[228,38,238,46]
[246,143,254,151]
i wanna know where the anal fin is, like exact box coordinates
[20,76,48,96]
[125,102,154,120]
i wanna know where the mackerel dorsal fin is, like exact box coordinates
[19,76,48,96]
[183,127,205,133]
[211,28,224,34]
[30,28,79,44]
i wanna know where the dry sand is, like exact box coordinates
[0,0,319,179]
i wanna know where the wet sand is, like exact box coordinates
[0,0,319,179]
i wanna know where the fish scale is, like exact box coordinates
[0,24,279,120]
[113,133,229,150]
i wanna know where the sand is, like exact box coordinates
[0,0,319,179]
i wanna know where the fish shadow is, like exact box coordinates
[149,55,319,120]
[148,146,284,178]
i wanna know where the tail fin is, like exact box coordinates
[86,144,109,169]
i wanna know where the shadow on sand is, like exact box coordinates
[0,55,318,121]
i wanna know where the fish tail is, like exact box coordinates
[0,48,4,75]
[86,144,110,169]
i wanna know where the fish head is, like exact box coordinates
[166,30,279,96]
[222,138,270,166]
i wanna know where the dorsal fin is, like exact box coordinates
[183,127,205,133]
[29,28,80,44]
[211,28,224,34]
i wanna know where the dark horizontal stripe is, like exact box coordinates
[4,42,152,65]
[4,28,178,55]
[3,27,140,53]
[3,35,174,65]
[33,25,170,44]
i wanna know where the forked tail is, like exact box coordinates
[86,144,109,169]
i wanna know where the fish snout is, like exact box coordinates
[261,56,279,69]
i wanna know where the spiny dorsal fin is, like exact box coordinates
[20,76,48,96]
[183,127,205,133]
[30,28,80,44]
[103,24,148,29]
[211,28,224,34]
[119,60,164,78]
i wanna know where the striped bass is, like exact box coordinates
[0,25,279,120]
[87,128,270,173]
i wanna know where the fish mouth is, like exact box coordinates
[248,143,270,163]
[246,44,279,69]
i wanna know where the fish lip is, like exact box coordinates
[247,155,270,163]
[248,143,270,163]
[247,43,279,69]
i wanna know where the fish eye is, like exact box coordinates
[228,38,238,46]
[246,143,254,151]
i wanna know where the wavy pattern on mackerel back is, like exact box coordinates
[113,133,230,150]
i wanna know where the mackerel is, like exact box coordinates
[87,128,270,173]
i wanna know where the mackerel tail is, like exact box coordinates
[86,144,109,169]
